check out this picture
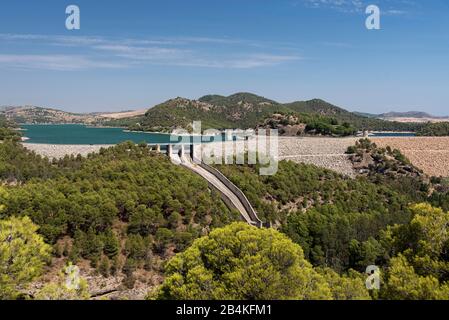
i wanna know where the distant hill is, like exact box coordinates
[3,95,433,133]
[0,106,145,125]
[378,111,449,124]
[281,99,423,132]
[0,106,92,124]
[379,111,435,119]
[125,93,291,132]
[353,112,379,118]
[112,93,424,133]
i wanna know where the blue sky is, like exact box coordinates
[0,0,448,115]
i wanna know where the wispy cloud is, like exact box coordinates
[319,41,353,48]
[169,54,301,69]
[0,34,301,71]
[0,54,126,71]
[298,0,416,14]
[303,0,364,12]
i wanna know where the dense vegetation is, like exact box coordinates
[123,94,291,132]
[155,222,370,300]
[3,112,449,300]
[417,122,449,136]
[0,116,20,142]
[157,203,449,300]
[0,139,239,292]
[214,141,449,275]
[259,112,357,136]
[380,203,449,299]
[107,93,422,134]
[0,216,52,299]
[346,139,430,200]
[215,160,414,272]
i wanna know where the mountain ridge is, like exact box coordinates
[0,106,146,124]
[379,111,436,119]
[117,93,424,133]
[3,93,434,132]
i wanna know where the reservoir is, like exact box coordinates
[20,124,223,145]
[20,124,416,145]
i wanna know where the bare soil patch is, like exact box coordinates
[371,137,449,177]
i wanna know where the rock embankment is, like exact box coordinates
[277,137,358,177]
[23,137,360,176]
[23,143,113,159]
[27,137,449,178]
[372,137,449,177]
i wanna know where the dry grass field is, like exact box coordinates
[372,137,449,177]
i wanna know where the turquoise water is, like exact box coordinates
[20,124,222,145]
[20,124,417,145]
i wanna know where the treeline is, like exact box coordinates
[417,122,449,136]
[156,203,449,300]
[0,116,21,142]
[261,112,357,137]
[215,161,414,272]
[6,202,449,300]
[0,141,58,182]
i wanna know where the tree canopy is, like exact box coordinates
[0,215,52,299]
[156,222,369,300]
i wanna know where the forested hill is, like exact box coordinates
[284,99,423,132]
[0,138,240,299]
[0,106,145,125]
[118,93,292,132]
[108,93,423,133]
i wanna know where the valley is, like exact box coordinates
[2,93,449,301]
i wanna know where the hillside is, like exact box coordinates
[213,142,449,273]
[285,99,423,131]
[0,106,145,125]
[379,111,434,119]
[125,93,291,132]
[111,93,423,133]
[0,139,238,299]
[2,95,431,133]
[1,106,96,124]
[3,115,449,299]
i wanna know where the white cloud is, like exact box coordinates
[300,0,416,14]
[0,34,301,71]
[169,54,301,69]
[303,0,365,12]
[0,54,125,71]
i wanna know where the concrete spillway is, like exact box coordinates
[179,155,263,227]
